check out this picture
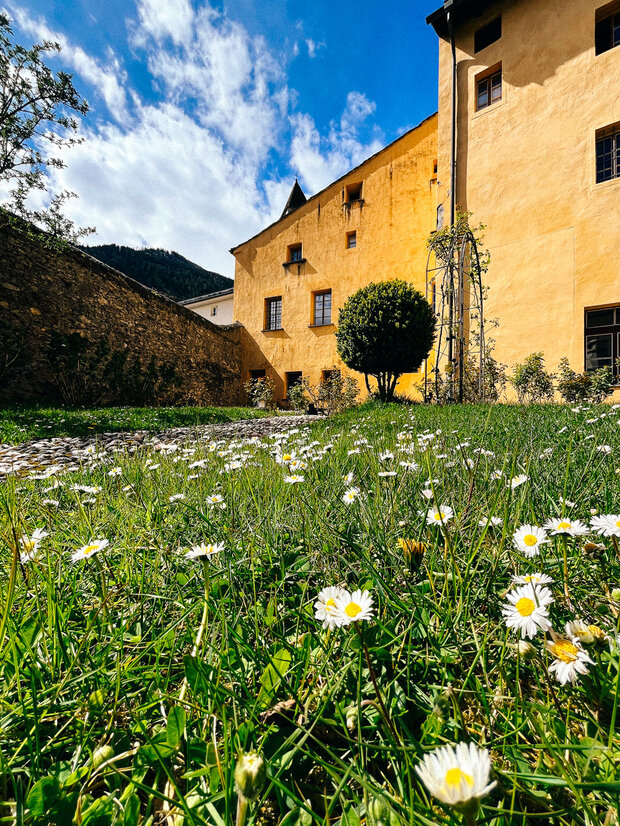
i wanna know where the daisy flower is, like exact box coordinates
[415,742,496,809]
[513,525,549,557]
[509,474,528,489]
[314,586,348,630]
[71,539,109,563]
[590,514,620,537]
[543,518,589,536]
[426,505,454,526]
[206,494,226,509]
[502,583,553,638]
[478,516,502,527]
[186,542,224,560]
[421,489,434,500]
[342,486,360,504]
[19,528,48,552]
[512,572,554,586]
[334,589,374,625]
[546,634,594,684]
[284,474,304,484]
[565,620,608,646]
[378,471,397,477]
[168,493,185,502]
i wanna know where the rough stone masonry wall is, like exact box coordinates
[0,221,242,406]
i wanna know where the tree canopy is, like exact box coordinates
[0,13,92,240]
[335,279,436,402]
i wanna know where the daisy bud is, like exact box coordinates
[368,794,393,826]
[397,538,426,571]
[611,588,620,602]
[91,744,114,770]
[345,705,358,731]
[517,640,535,658]
[234,752,266,801]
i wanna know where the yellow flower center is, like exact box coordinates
[85,545,99,554]
[588,624,605,640]
[444,767,474,788]
[283,454,291,461]
[325,598,336,611]
[434,512,445,521]
[516,597,535,617]
[551,640,578,663]
[345,602,362,618]
[557,522,571,530]
[616,520,620,529]
[522,575,537,583]
[523,534,538,546]
[23,539,35,551]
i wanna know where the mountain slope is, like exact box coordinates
[81,244,233,302]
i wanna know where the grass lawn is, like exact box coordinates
[1,401,619,825]
[0,405,271,444]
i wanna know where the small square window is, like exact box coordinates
[476,64,502,111]
[344,182,363,203]
[313,290,332,326]
[286,371,302,396]
[596,122,620,183]
[346,231,357,248]
[264,296,282,331]
[596,2,620,54]
[288,243,302,262]
[474,17,502,52]
[249,369,266,381]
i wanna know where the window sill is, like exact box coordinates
[592,175,620,192]
[262,327,284,332]
[471,97,504,119]
[343,199,364,207]
[282,258,307,267]
[308,323,334,328]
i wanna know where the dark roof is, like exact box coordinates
[280,179,307,219]
[180,286,234,305]
[427,0,501,38]
[230,111,437,255]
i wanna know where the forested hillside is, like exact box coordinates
[81,244,233,301]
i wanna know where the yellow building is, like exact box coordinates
[230,114,438,401]
[427,0,620,392]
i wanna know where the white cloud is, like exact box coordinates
[290,92,384,193]
[5,4,129,122]
[2,1,384,276]
[305,39,325,58]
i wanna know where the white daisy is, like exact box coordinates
[564,620,608,646]
[509,474,528,489]
[284,474,304,484]
[186,542,224,560]
[546,635,594,684]
[502,583,553,639]
[590,514,620,537]
[513,525,549,557]
[314,586,348,630]
[206,494,227,509]
[334,589,374,625]
[426,505,454,526]
[421,489,434,500]
[415,742,496,808]
[342,486,360,504]
[478,516,502,527]
[543,518,589,536]
[19,528,48,552]
[378,471,397,477]
[71,538,109,563]
[512,572,554,586]
[168,493,185,502]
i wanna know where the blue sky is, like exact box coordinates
[4,0,440,274]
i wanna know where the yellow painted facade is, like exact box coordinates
[433,0,620,393]
[231,114,438,401]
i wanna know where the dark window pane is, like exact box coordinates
[490,73,502,102]
[614,14,620,46]
[585,334,613,370]
[477,80,489,109]
[474,16,502,52]
[586,308,615,327]
[596,16,613,54]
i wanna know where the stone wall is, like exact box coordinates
[0,220,242,406]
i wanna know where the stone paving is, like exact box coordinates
[0,415,318,480]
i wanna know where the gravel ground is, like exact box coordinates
[0,415,319,480]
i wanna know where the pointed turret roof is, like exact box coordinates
[280,179,307,219]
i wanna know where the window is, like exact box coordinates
[596,123,620,182]
[313,290,332,326]
[286,371,302,396]
[346,231,357,248]
[249,369,266,381]
[344,182,363,203]
[210,306,218,317]
[264,296,282,330]
[474,17,502,52]
[288,243,303,262]
[476,64,502,110]
[585,305,620,378]
[595,2,620,54]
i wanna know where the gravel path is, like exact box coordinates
[0,415,318,479]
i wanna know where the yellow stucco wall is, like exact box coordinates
[231,114,438,401]
[436,0,620,393]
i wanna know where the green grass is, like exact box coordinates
[1,402,619,825]
[0,405,271,444]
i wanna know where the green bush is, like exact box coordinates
[335,279,435,402]
[510,352,555,403]
[557,356,615,404]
